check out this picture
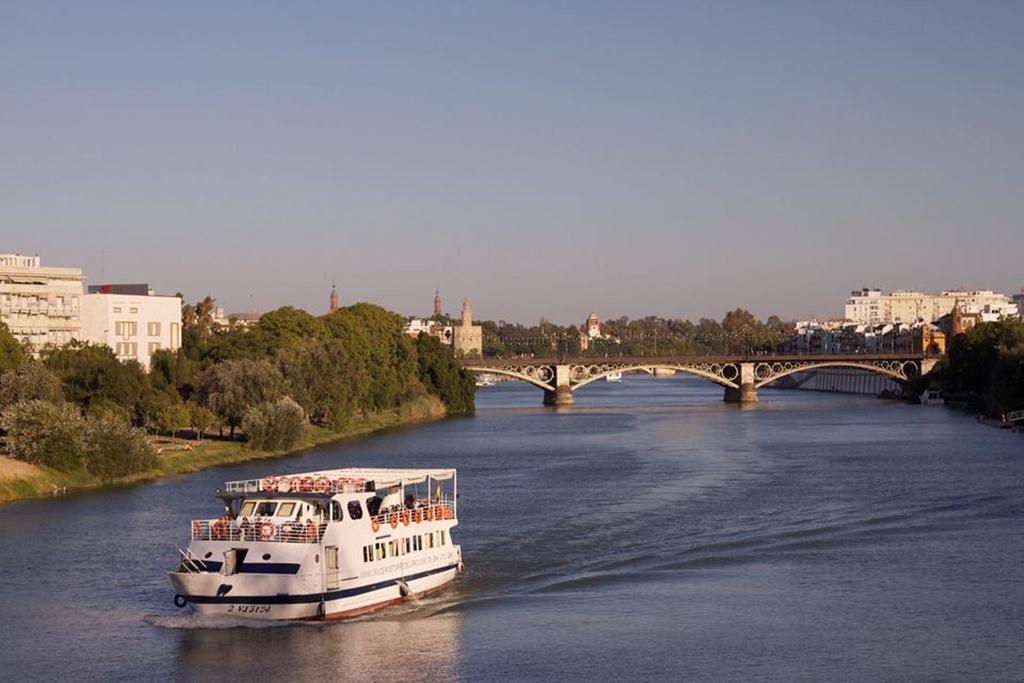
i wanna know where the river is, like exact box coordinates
[1,375,1021,681]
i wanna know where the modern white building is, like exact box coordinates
[79,285,182,369]
[0,253,84,352]
[844,288,1017,325]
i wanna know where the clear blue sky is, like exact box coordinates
[2,1,1022,323]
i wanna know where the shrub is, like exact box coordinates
[83,411,157,480]
[0,400,86,471]
[0,361,64,410]
[242,397,306,451]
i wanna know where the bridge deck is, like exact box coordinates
[462,353,928,368]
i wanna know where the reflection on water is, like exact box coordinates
[166,607,462,681]
[1,375,1022,681]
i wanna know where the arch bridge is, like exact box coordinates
[462,354,938,405]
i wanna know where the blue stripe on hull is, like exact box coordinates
[195,561,300,574]
[185,563,457,605]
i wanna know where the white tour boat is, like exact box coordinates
[605,371,623,382]
[169,467,463,621]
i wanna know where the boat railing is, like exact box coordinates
[224,475,371,495]
[191,518,328,544]
[369,500,456,529]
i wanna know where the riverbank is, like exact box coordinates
[0,395,447,507]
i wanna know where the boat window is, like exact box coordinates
[366,496,382,517]
[347,501,364,520]
[276,502,296,517]
[255,502,277,516]
[239,501,256,517]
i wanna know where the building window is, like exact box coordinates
[148,342,160,355]
[114,321,138,338]
[130,307,138,314]
[147,321,161,336]
[113,307,122,313]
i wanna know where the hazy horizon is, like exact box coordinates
[3,2,1022,323]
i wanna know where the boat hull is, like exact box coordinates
[170,562,460,621]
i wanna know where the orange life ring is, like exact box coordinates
[191,521,201,539]
[413,509,422,524]
[278,477,293,493]
[444,508,455,520]
[259,521,275,540]
[299,476,314,492]
[389,513,399,529]
[211,519,227,540]
[305,520,318,542]
[402,510,411,526]
[434,505,444,520]
[371,517,380,533]
[425,507,433,522]
[314,476,331,493]
[260,476,277,492]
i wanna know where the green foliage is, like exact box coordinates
[480,309,792,358]
[322,304,418,413]
[157,401,191,438]
[939,318,1024,415]
[42,342,147,412]
[242,397,306,450]
[0,361,64,410]
[277,337,357,428]
[1,400,86,471]
[188,402,217,440]
[196,358,284,436]
[415,334,475,415]
[82,411,157,480]
[0,321,25,373]
[149,348,199,399]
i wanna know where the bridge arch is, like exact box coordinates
[462,366,555,392]
[570,364,740,391]
[752,360,918,389]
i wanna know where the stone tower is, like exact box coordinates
[434,286,442,319]
[453,298,482,357]
[329,281,339,314]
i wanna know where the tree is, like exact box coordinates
[0,321,25,373]
[188,403,217,441]
[196,358,284,438]
[0,400,86,471]
[277,337,356,429]
[415,334,476,415]
[157,402,191,441]
[242,397,306,450]
[0,361,63,410]
[42,342,147,412]
[82,411,157,480]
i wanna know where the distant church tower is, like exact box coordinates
[434,286,442,319]
[329,281,339,314]
[461,298,472,326]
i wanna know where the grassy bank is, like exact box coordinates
[0,395,446,507]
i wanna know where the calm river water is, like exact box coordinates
[1,376,1022,681]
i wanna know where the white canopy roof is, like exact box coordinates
[269,467,454,488]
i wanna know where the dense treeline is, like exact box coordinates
[927,318,1024,416]
[0,302,475,479]
[480,309,793,357]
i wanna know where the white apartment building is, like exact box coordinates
[79,288,182,369]
[0,253,84,351]
[844,288,1016,325]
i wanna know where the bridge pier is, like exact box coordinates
[723,362,758,403]
[543,385,574,406]
[543,365,574,406]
